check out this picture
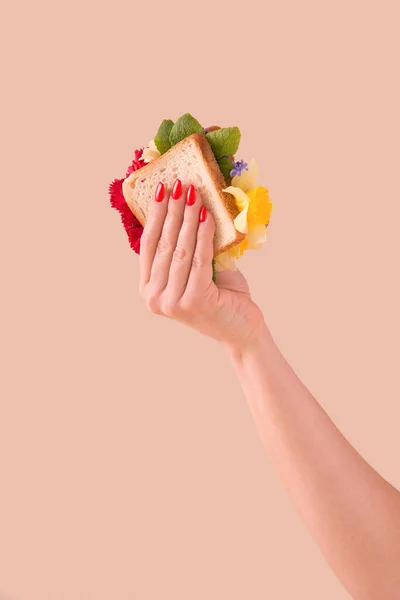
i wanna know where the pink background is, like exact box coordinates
[1,0,399,598]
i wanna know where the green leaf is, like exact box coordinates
[212,259,217,283]
[217,156,234,182]
[154,119,174,154]
[206,127,241,158]
[169,113,204,147]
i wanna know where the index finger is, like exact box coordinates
[139,182,169,289]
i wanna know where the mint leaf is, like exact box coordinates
[169,113,203,147]
[217,156,235,182]
[212,259,217,283]
[154,119,174,154]
[206,127,241,158]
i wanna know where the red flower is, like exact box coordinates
[109,149,146,254]
[126,148,146,176]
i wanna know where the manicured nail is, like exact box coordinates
[186,184,196,206]
[155,182,165,202]
[199,206,207,222]
[172,178,182,200]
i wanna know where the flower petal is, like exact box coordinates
[234,204,249,234]
[228,236,249,258]
[247,223,268,249]
[149,139,159,152]
[142,139,161,163]
[223,186,249,211]
[142,149,160,163]
[214,250,238,271]
[247,186,272,225]
[223,186,250,233]
[231,158,258,192]
[109,177,144,254]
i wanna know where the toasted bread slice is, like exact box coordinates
[122,133,245,256]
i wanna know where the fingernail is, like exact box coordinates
[171,178,182,200]
[199,206,207,222]
[186,184,196,206]
[155,182,165,202]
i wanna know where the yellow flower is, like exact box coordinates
[142,139,161,163]
[214,250,237,272]
[247,186,272,226]
[214,160,272,271]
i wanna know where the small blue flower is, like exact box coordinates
[229,159,248,178]
[202,127,209,134]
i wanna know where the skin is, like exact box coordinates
[139,182,400,600]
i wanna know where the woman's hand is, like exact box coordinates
[138,179,265,349]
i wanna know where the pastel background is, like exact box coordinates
[1,1,399,598]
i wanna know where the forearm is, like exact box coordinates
[223,325,400,599]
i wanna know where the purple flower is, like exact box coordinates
[202,127,209,134]
[229,159,248,178]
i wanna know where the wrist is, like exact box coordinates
[222,321,274,363]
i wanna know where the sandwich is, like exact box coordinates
[109,113,273,274]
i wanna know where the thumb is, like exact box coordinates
[215,268,251,295]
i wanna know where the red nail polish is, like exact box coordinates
[199,206,207,222]
[155,182,164,202]
[186,184,196,206]
[172,178,182,199]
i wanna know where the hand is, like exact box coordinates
[138,179,266,350]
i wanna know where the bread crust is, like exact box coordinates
[123,133,245,256]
